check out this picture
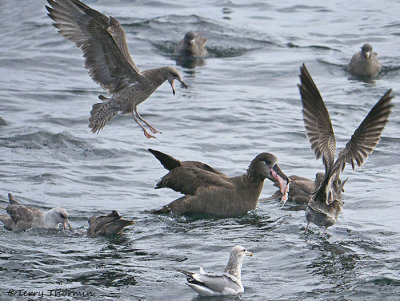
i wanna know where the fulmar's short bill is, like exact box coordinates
[87,210,134,236]
[348,43,382,77]
[148,149,289,217]
[46,0,187,138]
[298,64,393,233]
[0,193,71,232]
[177,245,253,296]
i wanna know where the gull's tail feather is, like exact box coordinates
[89,99,120,133]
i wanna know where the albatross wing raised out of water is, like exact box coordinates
[0,193,72,232]
[87,210,134,236]
[177,245,253,296]
[348,43,382,77]
[298,64,393,232]
[46,0,187,138]
[148,149,289,217]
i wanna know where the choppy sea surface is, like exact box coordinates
[1,0,400,300]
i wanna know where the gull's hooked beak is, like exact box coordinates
[245,250,253,257]
[169,79,187,95]
[190,39,195,46]
[364,51,371,59]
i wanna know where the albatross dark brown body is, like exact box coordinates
[298,64,393,231]
[148,149,289,217]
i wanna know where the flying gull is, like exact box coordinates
[46,0,187,138]
[148,149,289,217]
[87,210,134,236]
[298,64,393,233]
[0,193,71,232]
[177,245,253,296]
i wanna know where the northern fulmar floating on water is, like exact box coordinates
[46,0,187,138]
[177,245,253,296]
[298,64,393,233]
[0,193,72,232]
[148,149,289,217]
[348,43,382,77]
[175,31,208,58]
[87,210,134,236]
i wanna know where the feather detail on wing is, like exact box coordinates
[330,89,393,180]
[298,64,336,175]
[46,0,141,93]
[155,166,234,195]
[177,268,241,294]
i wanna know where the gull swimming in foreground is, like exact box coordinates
[46,0,187,138]
[0,193,71,232]
[87,210,134,236]
[177,245,253,296]
[148,149,289,217]
[348,43,382,77]
[298,64,393,233]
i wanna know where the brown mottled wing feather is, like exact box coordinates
[156,166,234,195]
[298,64,336,175]
[7,203,41,225]
[331,89,393,178]
[46,0,140,93]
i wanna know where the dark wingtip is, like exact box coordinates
[148,149,181,170]
[8,193,17,204]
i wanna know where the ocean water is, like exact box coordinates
[0,0,399,300]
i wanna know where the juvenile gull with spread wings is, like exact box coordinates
[298,64,393,232]
[0,193,71,232]
[46,0,187,138]
[148,149,289,217]
[177,245,253,296]
[87,210,134,236]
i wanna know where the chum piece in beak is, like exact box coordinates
[63,221,72,230]
[270,167,290,203]
[171,80,188,95]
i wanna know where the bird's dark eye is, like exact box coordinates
[60,213,66,219]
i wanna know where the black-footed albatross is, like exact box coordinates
[46,0,187,138]
[348,43,382,77]
[148,149,289,217]
[299,64,393,232]
[175,31,208,58]
[177,245,253,296]
[87,210,134,236]
[0,193,72,232]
